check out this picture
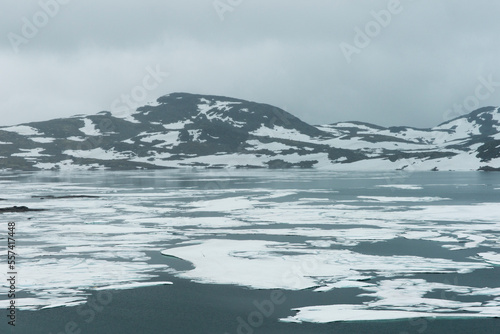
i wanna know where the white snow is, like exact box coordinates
[0,257,170,310]
[79,119,101,136]
[198,99,242,112]
[476,252,500,265]
[139,131,180,147]
[94,281,172,290]
[358,196,448,202]
[188,129,206,142]
[246,139,298,152]
[67,136,86,142]
[1,170,499,320]
[32,159,107,171]
[282,278,500,323]
[376,184,423,190]
[12,148,50,158]
[163,120,193,130]
[282,304,484,323]
[433,118,481,144]
[111,110,141,124]
[30,137,55,143]
[2,125,42,136]
[63,148,133,160]
[187,197,257,212]
[251,125,312,142]
[162,239,488,290]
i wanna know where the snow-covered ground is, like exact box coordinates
[1,95,499,171]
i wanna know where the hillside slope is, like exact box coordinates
[0,93,499,171]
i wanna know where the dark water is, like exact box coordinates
[5,277,500,334]
[0,170,499,333]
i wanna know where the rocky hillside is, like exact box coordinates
[0,93,499,171]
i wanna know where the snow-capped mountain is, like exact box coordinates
[1,93,499,171]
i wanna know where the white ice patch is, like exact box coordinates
[190,227,400,246]
[197,100,247,127]
[187,197,258,212]
[0,257,170,310]
[94,281,172,291]
[0,185,187,310]
[282,304,485,323]
[376,184,423,190]
[358,196,448,202]
[476,252,500,265]
[161,239,488,290]
[283,278,500,323]
[0,297,86,311]
[2,170,500,318]
[400,231,442,239]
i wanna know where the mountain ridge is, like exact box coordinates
[0,92,499,171]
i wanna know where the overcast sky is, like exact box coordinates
[1,0,500,128]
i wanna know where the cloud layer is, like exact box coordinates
[1,0,500,127]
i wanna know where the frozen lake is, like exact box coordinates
[0,170,499,333]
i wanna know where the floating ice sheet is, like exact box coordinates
[161,239,489,290]
[1,170,500,321]
[282,278,500,323]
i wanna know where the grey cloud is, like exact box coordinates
[1,0,500,127]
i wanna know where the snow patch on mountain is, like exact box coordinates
[2,125,42,136]
[1,93,499,171]
[79,119,101,136]
[163,120,193,130]
[12,148,50,158]
[251,125,314,141]
[64,148,133,160]
[30,137,55,143]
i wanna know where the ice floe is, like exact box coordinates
[358,196,448,202]
[0,257,170,310]
[94,281,173,291]
[161,239,489,290]
[376,184,423,190]
[1,169,499,322]
[476,252,500,265]
[281,304,485,323]
[282,278,500,323]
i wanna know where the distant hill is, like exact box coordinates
[0,93,499,171]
